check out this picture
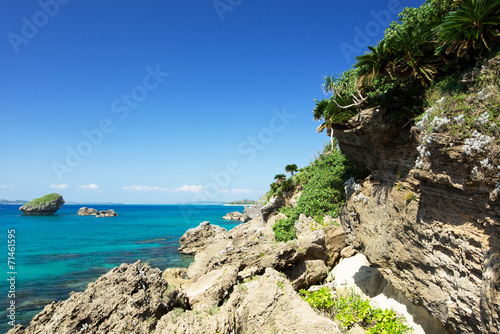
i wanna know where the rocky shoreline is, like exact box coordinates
[8,195,443,334]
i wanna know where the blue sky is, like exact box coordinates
[0,0,424,204]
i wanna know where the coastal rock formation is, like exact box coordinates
[260,195,285,220]
[8,261,187,334]
[241,196,265,222]
[222,211,243,221]
[10,196,430,334]
[177,221,230,255]
[77,207,99,215]
[180,214,342,294]
[19,193,65,215]
[78,207,118,217]
[96,209,118,217]
[335,108,500,334]
[156,268,341,334]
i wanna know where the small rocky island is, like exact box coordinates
[78,207,118,217]
[19,193,65,215]
[222,211,243,221]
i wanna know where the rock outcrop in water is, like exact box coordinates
[19,193,65,215]
[77,207,99,215]
[222,211,243,221]
[78,207,118,217]
[96,209,118,217]
[335,106,500,334]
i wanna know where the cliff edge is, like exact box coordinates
[335,96,499,333]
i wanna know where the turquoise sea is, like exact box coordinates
[0,204,242,333]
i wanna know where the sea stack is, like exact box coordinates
[19,193,65,215]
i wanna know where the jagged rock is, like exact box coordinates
[335,105,500,333]
[182,266,239,310]
[178,221,230,255]
[241,196,266,222]
[8,261,187,334]
[260,195,285,220]
[324,224,347,266]
[155,268,341,334]
[340,245,357,258]
[284,259,328,290]
[96,209,118,217]
[162,268,188,288]
[183,216,334,293]
[19,193,65,215]
[77,207,98,215]
[222,211,243,221]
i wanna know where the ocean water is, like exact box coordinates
[0,204,242,332]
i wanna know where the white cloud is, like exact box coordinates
[174,185,203,193]
[50,184,68,189]
[80,183,99,190]
[220,188,256,194]
[123,185,169,192]
[1,185,13,189]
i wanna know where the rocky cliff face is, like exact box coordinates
[335,108,499,334]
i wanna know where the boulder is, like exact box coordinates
[260,195,285,220]
[96,209,118,217]
[178,221,230,255]
[283,259,328,290]
[182,266,239,310]
[241,196,265,222]
[222,211,243,221]
[77,207,98,216]
[162,268,188,288]
[19,193,65,215]
[8,261,188,334]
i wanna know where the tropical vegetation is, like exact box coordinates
[313,0,500,133]
[21,193,61,207]
[269,143,368,242]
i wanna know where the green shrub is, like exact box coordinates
[299,287,334,312]
[272,217,297,242]
[300,288,413,333]
[405,191,416,202]
[270,146,368,243]
[281,178,295,192]
[23,193,61,207]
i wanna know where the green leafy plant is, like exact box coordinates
[300,288,413,333]
[405,191,417,202]
[435,0,500,59]
[271,147,368,243]
[299,287,334,312]
[285,164,298,176]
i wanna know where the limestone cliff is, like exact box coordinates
[335,106,499,333]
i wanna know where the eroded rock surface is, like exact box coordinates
[177,221,230,255]
[335,107,500,334]
[19,193,65,215]
[9,261,187,334]
[156,268,341,334]
[96,209,118,217]
[77,207,99,215]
